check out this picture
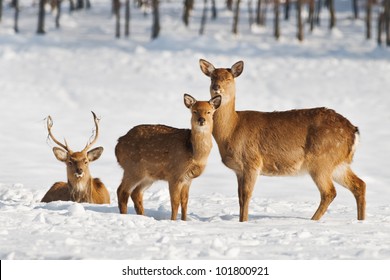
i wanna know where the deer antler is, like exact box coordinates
[47,116,72,153]
[82,111,100,152]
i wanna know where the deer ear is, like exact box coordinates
[199,59,215,77]
[53,147,68,162]
[231,61,244,77]
[209,95,222,110]
[87,147,104,162]
[184,94,197,109]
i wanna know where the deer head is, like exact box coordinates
[47,112,103,185]
[184,94,221,129]
[199,59,244,104]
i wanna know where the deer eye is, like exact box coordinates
[207,111,211,114]
[193,110,197,114]
[84,161,88,165]
[68,161,73,166]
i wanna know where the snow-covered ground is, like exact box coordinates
[0,1,390,260]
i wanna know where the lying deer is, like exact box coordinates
[41,112,110,204]
[115,94,221,220]
[199,59,366,222]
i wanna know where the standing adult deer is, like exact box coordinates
[199,59,366,222]
[41,112,110,204]
[115,94,221,220]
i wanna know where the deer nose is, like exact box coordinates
[76,168,83,175]
[198,117,206,126]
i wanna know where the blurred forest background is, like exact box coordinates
[0,0,389,46]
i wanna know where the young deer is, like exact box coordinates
[41,112,110,204]
[115,94,221,220]
[199,59,366,222]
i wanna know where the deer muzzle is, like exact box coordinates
[74,170,84,179]
[211,84,222,95]
[198,117,206,126]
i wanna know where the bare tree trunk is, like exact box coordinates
[366,0,372,39]
[352,0,359,19]
[13,0,19,33]
[297,0,303,41]
[0,0,3,23]
[77,0,84,9]
[248,0,254,27]
[308,0,315,31]
[69,0,76,12]
[74,0,90,9]
[55,0,62,28]
[274,0,280,39]
[125,0,130,37]
[260,0,267,25]
[386,0,390,46]
[183,0,191,26]
[211,0,217,19]
[227,0,233,11]
[232,0,241,34]
[315,0,322,26]
[329,0,335,29]
[151,0,160,39]
[37,0,46,34]
[378,8,384,45]
[114,0,120,38]
[284,0,290,20]
[199,0,208,35]
[256,0,260,24]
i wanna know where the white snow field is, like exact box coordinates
[0,0,390,262]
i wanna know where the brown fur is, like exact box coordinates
[200,59,366,221]
[41,112,110,204]
[115,94,221,220]
[41,178,109,204]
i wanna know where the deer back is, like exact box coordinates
[116,125,193,181]
[228,108,358,175]
[41,182,71,203]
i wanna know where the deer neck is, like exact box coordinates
[191,126,213,165]
[68,176,93,203]
[212,97,238,142]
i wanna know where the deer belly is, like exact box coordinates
[221,155,243,172]
[260,158,305,176]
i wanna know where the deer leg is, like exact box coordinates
[333,166,366,220]
[310,171,337,220]
[130,186,144,215]
[117,182,130,214]
[131,181,152,216]
[117,175,141,214]
[237,170,258,222]
[169,181,184,221]
[180,183,191,221]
